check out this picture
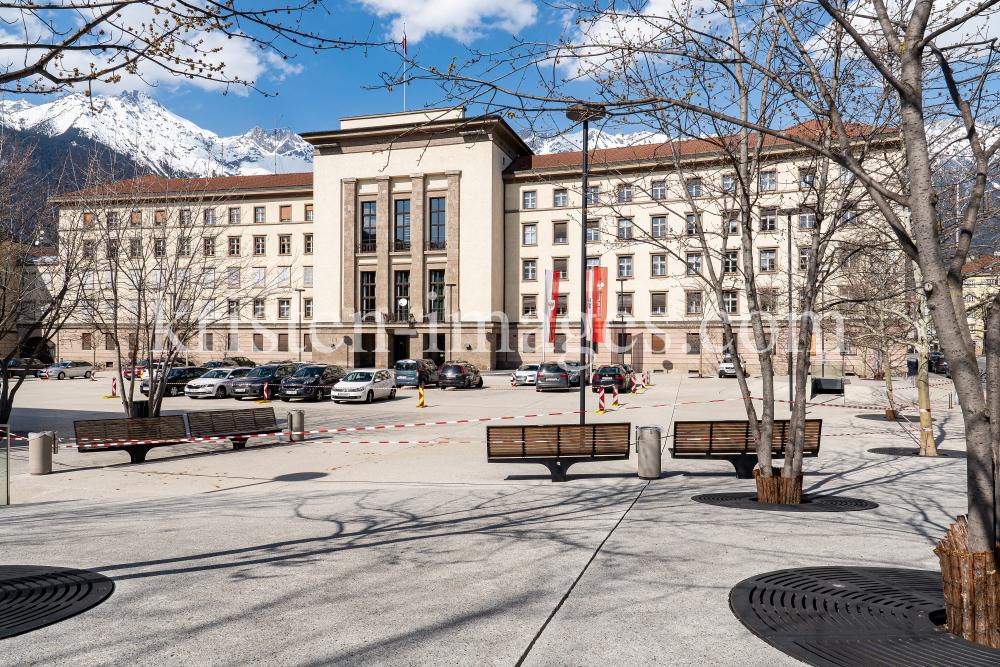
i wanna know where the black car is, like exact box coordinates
[394,359,440,386]
[141,366,208,397]
[928,352,948,374]
[439,361,483,389]
[7,357,47,377]
[203,357,257,369]
[279,364,347,401]
[229,364,298,400]
[591,364,633,393]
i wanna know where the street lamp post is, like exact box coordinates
[618,276,626,365]
[567,103,606,425]
[295,288,304,362]
[446,283,457,362]
[785,209,795,404]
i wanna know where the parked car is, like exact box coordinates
[7,358,47,377]
[536,362,571,391]
[929,351,948,374]
[562,360,590,386]
[123,359,166,380]
[223,357,256,368]
[141,366,208,397]
[591,364,633,393]
[439,361,483,389]
[279,364,347,401]
[513,363,539,386]
[185,367,252,399]
[267,359,296,365]
[332,369,396,403]
[229,364,298,400]
[41,360,94,380]
[394,359,440,386]
[718,354,747,378]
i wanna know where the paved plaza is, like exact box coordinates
[1,372,967,666]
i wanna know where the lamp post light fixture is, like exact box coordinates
[567,103,607,425]
[446,283,457,363]
[295,288,305,362]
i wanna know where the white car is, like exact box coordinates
[513,363,538,385]
[719,354,747,378]
[332,369,396,403]
[185,367,252,399]
[41,361,94,379]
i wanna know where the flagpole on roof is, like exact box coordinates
[402,26,407,112]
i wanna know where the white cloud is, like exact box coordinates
[358,0,537,43]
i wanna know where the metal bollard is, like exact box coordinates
[28,431,53,475]
[948,392,953,410]
[287,410,304,442]
[636,426,662,480]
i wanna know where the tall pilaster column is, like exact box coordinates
[375,176,391,318]
[342,178,357,322]
[410,173,426,321]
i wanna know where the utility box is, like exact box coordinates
[637,426,662,479]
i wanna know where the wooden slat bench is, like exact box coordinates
[487,422,631,482]
[75,416,189,463]
[187,408,279,450]
[669,419,821,478]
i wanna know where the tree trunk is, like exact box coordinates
[917,340,937,456]
[986,296,1000,540]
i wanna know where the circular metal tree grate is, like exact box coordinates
[869,447,967,458]
[730,566,1000,666]
[691,493,878,512]
[0,566,114,640]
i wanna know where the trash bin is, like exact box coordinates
[130,400,150,419]
[287,410,305,442]
[28,431,53,475]
[637,426,662,479]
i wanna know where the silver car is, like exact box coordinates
[41,360,94,380]
[535,362,571,391]
[513,363,538,385]
[185,367,251,399]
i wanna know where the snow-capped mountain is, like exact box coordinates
[0,91,313,177]
[524,128,669,155]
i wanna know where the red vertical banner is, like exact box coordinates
[588,267,608,343]
[545,269,560,343]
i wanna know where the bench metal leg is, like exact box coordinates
[231,437,248,451]
[126,446,152,464]
[726,455,758,479]
[543,460,570,482]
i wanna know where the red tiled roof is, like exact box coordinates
[505,120,884,173]
[961,255,1000,274]
[60,172,313,198]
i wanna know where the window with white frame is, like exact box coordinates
[252,267,265,288]
[586,219,599,242]
[686,178,702,197]
[760,250,777,272]
[253,299,265,319]
[723,291,738,314]
[651,292,666,315]
[722,174,737,193]
[523,191,536,209]
[554,189,568,207]
[523,224,536,245]
[686,291,703,314]
[799,211,816,229]
[686,253,701,275]
[586,257,600,271]
[686,214,700,235]
[617,293,633,316]
[203,209,215,225]
[799,247,812,270]
[799,169,816,189]
[760,171,776,191]
[229,208,240,224]
[724,251,738,274]
[618,218,633,239]
[553,258,568,280]
[618,256,633,278]
[304,299,313,318]
[522,295,537,317]
[618,184,632,203]
[253,206,265,223]
[278,267,291,287]
[652,216,666,238]
[202,299,216,319]
[652,255,666,276]
[725,217,739,236]
[228,267,240,288]
[553,222,568,244]
[586,186,599,205]
[760,208,777,231]
[841,209,858,226]
[652,181,666,199]
[228,300,240,318]
[278,299,291,318]
[304,266,314,287]
[523,260,536,281]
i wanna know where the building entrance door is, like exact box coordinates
[392,334,409,365]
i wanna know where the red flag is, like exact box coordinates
[588,267,608,343]
[402,33,407,56]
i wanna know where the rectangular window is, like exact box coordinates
[760,208,776,232]
[228,268,240,288]
[554,333,567,353]
[253,236,266,255]
[279,235,291,255]
[523,191,536,209]
[587,186,599,206]
[303,266,314,287]
[253,299,265,319]
[554,258,568,280]
[723,174,736,193]
[155,210,166,226]
[799,169,816,189]
[799,247,812,270]
[554,189,568,207]
[618,184,632,203]
[279,205,291,222]
[841,209,858,226]
[276,333,288,352]
[652,255,666,276]
[686,292,703,315]
[394,199,410,251]
[253,333,263,351]
[360,201,377,251]
[107,239,119,259]
[360,271,376,315]
[618,256,633,278]
[154,239,165,257]
[104,333,115,351]
[553,222,568,244]
[305,204,314,221]
[760,250,777,273]
[799,211,816,229]
[130,211,142,226]
[228,299,240,318]
[618,218,633,239]
[725,217,739,236]
[204,209,215,225]
[229,208,240,225]
[652,181,666,200]
[428,269,445,319]
[522,295,537,317]
[556,295,568,316]
[278,267,291,287]
[760,171,776,191]
[651,292,666,315]
[203,332,213,351]
[180,209,191,226]
[278,300,291,319]
[686,253,701,275]
[586,219,599,242]
[652,216,666,238]
[304,299,313,318]
[254,206,266,223]
[229,237,241,256]
[723,291,738,314]
[686,178,702,197]
[586,257,600,271]
[523,224,536,245]
[228,333,239,350]
[394,270,410,317]
[83,240,94,258]
[686,214,700,236]
[203,269,215,288]
[178,237,191,256]
[106,211,119,228]
[618,293,633,316]
[725,251,738,274]
[523,260,537,281]
[203,237,215,256]
[759,290,778,313]
[82,333,92,350]
[427,197,446,250]
[304,234,313,254]
[252,267,265,288]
